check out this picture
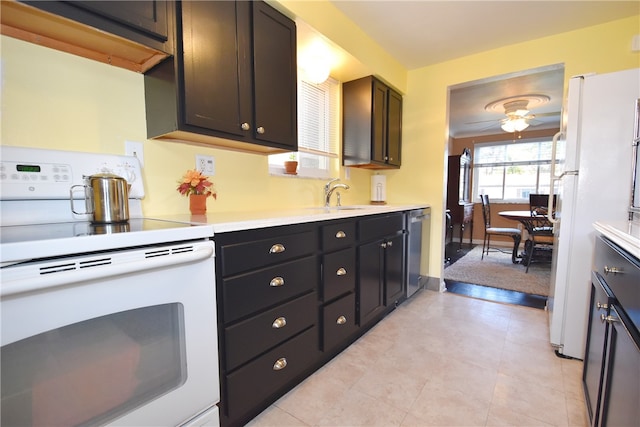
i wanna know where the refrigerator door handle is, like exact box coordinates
[548,131,564,224]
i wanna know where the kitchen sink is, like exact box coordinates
[304,205,376,213]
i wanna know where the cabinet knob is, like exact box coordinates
[387,241,393,247]
[241,122,250,131]
[269,243,286,254]
[600,314,619,324]
[270,276,285,287]
[257,126,265,134]
[336,315,347,325]
[384,156,389,161]
[273,357,288,371]
[335,230,346,238]
[336,267,347,276]
[596,301,608,310]
[603,265,623,275]
[272,317,287,329]
[381,242,387,248]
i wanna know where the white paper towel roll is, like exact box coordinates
[371,175,386,203]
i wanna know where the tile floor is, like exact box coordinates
[247,289,588,426]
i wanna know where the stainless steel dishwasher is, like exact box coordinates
[407,208,430,298]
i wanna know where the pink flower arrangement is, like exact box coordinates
[177,169,216,198]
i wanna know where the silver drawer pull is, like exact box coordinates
[272,317,287,329]
[270,277,285,287]
[335,230,346,238]
[269,243,285,254]
[336,267,347,276]
[257,126,266,134]
[273,357,287,371]
[600,314,619,324]
[596,302,608,310]
[603,265,623,275]
[336,315,347,325]
[387,241,393,247]
[241,122,250,131]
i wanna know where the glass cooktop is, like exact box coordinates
[0,218,197,245]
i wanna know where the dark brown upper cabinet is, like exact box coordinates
[144,1,298,154]
[1,1,173,73]
[343,76,403,169]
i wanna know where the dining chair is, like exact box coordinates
[524,194,555,272]
[480,195,521,260]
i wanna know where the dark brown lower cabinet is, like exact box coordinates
[584,236,640,427]
[216,213,410,426]
[357,213,406,327]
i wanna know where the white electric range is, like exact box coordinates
[0,146,220,426]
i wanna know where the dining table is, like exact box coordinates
[499,210,554,264]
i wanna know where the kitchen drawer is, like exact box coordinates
[224,292,317,371]
[220,230,318,276]
[322,247,355,302]
[224,326,319,421]
[222,256,318,323]
[595,237,640,331]
[358,213,404,242]
[322,221,356,252]
[322,292,357,351]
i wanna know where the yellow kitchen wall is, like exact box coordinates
[396,15,640,281]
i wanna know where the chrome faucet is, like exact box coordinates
[324,178,349,207]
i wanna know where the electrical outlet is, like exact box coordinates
[125,140,144,167]
[196,155,215,175]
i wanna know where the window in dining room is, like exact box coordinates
[473,138,560,202]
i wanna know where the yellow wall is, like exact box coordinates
[397,15,640,280]
[1,5,638,283]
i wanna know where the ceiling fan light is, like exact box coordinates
[501,118,530,133]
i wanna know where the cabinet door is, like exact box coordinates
[181,1,251,137]
[252,1,297,149]
[25,0,171,52]
[358,240,385,326]
[583,280,610,425]
[386,88,402,167]
[371,80,388,164]
[384,233,405,306]
[599,306,640,427]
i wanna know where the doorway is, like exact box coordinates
[443,64,565,306]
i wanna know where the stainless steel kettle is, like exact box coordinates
[71,173,130,223]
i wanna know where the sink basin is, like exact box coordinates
[304,205,373,213]
[333,206,368,210]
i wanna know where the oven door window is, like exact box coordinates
[1,303,187,426]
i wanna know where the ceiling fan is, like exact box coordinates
[467,94,561,133]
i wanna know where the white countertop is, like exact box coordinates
[155,204,430,233]
[593,220,640,260]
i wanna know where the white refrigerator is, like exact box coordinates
[548,68,640,359]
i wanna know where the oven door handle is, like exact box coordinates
[1,245,214,298]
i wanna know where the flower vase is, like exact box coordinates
[189,194,207,214]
